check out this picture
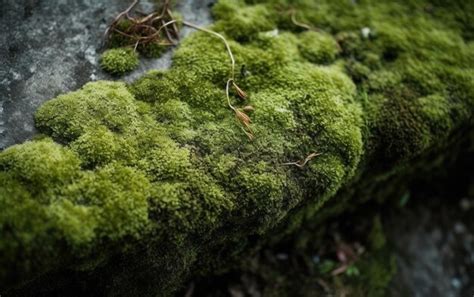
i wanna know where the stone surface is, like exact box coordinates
[0,0,214,150]
[389,195,474,297]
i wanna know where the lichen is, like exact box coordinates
[1,0,474,295]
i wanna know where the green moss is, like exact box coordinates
[139,42,167,58]
[48,199,98,247]
[0,172,52,284]
[100,47,139,75]
[128,70,172,103]
[106,19,135,48]
[234,162,287,231]
[298,31,340,64]
[137,142,191,181]
[62,163,151,241]
[352,251,397,297]
[35,81,141,141]
[0,139,81,201]
[70,126,121,168]
[368,215,386,250]
[350,217,396,297]
[418,94,453,136]
[2,0,474,295]
[212,0,277,42]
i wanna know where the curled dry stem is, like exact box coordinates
[105,0,139,36]
[106,0,253,139]
[105,0,178,50]
[182,21,236,80]
[282,152,322,168]
[290,10,321,32]
[226,79,254,139]
[185,20,253,139]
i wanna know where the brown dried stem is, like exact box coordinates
[283,152,322,168]
[182,21,253,139]
[105,0,178,49]
[182,21,236,80]
[106,0,253,139]
[290,10,321,32]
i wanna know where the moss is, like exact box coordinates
[70,126,122,168]
[418,94,453,136]
[35,81,142,141]
[368,215,386,250]
[128,70,171,103]
[234,161,287,231]
[0,139,81,201]
[212,0,277,42]
[2,0,474,295]
[100,47,139,75]
[106,19,135,48]
[352,250,397,297]
[137,142,191,181]
[297,31,340,64]
[349,217,396,297]
[139,42,167,58]
[48,199,98,247]
[0,172,53,284]
[62,163,151,241]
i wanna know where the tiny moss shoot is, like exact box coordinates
[100,47,139,75]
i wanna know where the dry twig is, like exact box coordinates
[106,0,253,139]
[290,10,321,32]
[283,152,322,168]
[105,0,179,51]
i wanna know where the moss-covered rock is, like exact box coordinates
[1,0,474,296]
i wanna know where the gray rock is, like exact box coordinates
[0,0,214,150]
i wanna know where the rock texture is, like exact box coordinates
[0,0,214,150]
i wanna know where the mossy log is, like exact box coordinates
[1,0,473,296]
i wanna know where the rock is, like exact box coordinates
[0,0,214,150]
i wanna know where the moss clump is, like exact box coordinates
[100,47,139,75]
[70,126,123,168]
[62,163,151,241]
[0,139,81,201]
[212,0,277,42]
[35,81,141,141]
[297,31,340,64]
[1,0,474,295]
